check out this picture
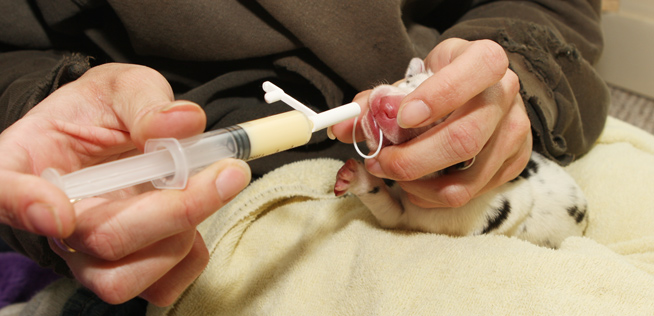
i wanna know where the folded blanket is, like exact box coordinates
[144,116,654,315]
[4,117,652,315]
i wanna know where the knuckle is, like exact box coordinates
[118,64,166,84]
[516,114,531,136]
[109,64,172,100]
[85,268,134,305]
[442,184,473,208]
[384,152,420,181]
[83,229,125,261]
[475,40,509,79]
[83,64,172,111]
[173,195,204,229]
[433,38,461,56]
[445,122,483,161]
[508,104,531,139]
[503,69,521,96]
[436,76,457,101]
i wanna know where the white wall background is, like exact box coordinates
[596,0,654,98]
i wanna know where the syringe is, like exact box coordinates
[41,81,361,200]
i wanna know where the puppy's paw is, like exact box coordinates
[335,159,387,197]
[334,159,361,196]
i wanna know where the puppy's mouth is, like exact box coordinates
[361,94,413,152]
[363,109,391,150]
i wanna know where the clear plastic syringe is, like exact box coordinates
[41,81,361,200]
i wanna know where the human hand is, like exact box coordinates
[331,38,532,208]
[0,63,251,305]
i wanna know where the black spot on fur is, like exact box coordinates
[510,158,539,182]
[517,158,539,180]
[520,225,528,234]
[567,206,586,224]
[368,187,381,195]
[383,179,396,187]
[482,199,512,234]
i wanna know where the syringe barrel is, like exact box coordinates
[41,130,240,199]
[150,110,313,189]
[149,110,312,190]
[145,129,240,190]
[43,110,314,199]
[41,150,178,200]
[236,110,312,160]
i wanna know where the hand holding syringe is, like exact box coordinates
[42,82,360,200]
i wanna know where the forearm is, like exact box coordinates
[439,0,609,164]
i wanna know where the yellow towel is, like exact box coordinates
[146,116,653,315]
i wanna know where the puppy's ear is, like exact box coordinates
[405,58,426,78]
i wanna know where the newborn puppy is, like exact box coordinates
[334,58,587,248]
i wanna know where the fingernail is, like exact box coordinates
[398,100,430,128]
[326,127,336,140]
[160,101,202,114]
[26,203,62,237]
[215,161,251,201]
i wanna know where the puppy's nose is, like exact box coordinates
[371,94,404,120]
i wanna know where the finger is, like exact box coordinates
[66,158,250,260]
[399,95,531,208]
[329,90,372,144]
[52,228,198,305]
[397,134,509,209]
[401,133,531,208]
[139,230,209,306]
[366,68,519,181]
[75,64,206,150]
[0,170,75,238]
[398,39,509,128]
[365,89,502,181]
[130,100,207,150]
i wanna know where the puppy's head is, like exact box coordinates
[360,58,436,152]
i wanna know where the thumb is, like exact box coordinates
[130,100,207,150]
[0,170,75,238]
[397,39,509,128]
[328,89,372,144]
[71,64,207,150]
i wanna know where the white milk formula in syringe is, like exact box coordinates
[41,81,361,200]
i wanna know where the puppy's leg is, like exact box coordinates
[335,159,405,227]
[514,153,588,248]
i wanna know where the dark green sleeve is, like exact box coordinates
[439,0,609,164]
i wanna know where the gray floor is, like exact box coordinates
[608,85,654,134]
